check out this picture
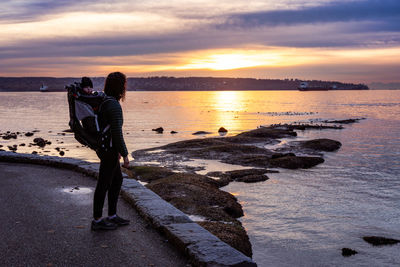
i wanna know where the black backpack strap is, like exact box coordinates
[96,96,115,151]
[98,96,114,130]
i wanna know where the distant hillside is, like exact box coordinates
[0,77,105,92]
[369,82,400,90]
[0,76,368,92]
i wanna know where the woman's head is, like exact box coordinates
[104,72,127,101]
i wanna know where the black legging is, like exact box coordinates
[93,149,123,219]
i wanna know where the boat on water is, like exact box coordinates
[298,82,333,91]
[40,83,48,92]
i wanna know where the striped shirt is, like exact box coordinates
[100,97,128,157]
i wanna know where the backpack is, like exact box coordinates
[66,82,112,151]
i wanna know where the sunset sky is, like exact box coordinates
[1,0,399,83]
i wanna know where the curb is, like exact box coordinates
[0,151,257,267]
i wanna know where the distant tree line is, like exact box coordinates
[0,76,369,91]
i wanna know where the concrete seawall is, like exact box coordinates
[0,151,256,267]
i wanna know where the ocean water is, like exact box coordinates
[1,90,399,266]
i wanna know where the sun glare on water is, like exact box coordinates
[209,91,248,131]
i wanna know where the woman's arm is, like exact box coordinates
[106,100,129,158]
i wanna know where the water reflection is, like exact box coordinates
[62,187,93,194]
[213,91,245,112]
[212,91,246,132]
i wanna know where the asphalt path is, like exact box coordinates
[0,162,189,267]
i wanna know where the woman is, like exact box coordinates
[91,72,130,231]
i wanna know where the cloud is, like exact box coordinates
[2,17,400,64]
[2,0,399,53]
[1,0,400,81]
[0,0,103,23]
[222,0,400,30]
[0,0,333,23]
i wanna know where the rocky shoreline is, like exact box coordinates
[126,123,349,256]
[124,165,254,256]
[0,129,73,156]
[131,124,343,171]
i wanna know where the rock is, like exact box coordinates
[236,174,269,183]
[192,131,212,135]
[32,151,38,154]
[272,123,343,130]
[206,171,225,177]
[170,131,178,134]
[204,172,232,187]
[226,169,271,179]
[218,127,228,133]
[128,166,252,256]
[62,129,73,133]
[237,126,297,139]
[152,127,164,133]
[163,138,225,150]
[2,133,17,140]
[207,170,271,185]
[342,248,358,257]
[124,166,175,182]
[363,236,400,246]
[162,138,274,164]
[222,136,280,145]
[195,143,271,157]
[225,155,272,168]
[147,173,243,220]
[323,118,364,124]
[0,145,2,148]
[133,124,339,175]
[271,153,296,159]
[198,221,252,257]
[214,176,232,187]
[19,143,26,146]
[33,137,46,147]
[269,156,324,169]
[8,146,17,152]
[25,132,34,137]
[59,151,65,156]
[301,139,342,152]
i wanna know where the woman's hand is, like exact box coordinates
[122,156,130,168]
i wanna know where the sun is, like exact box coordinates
[195,54,265,70]
[176,50,281,71]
